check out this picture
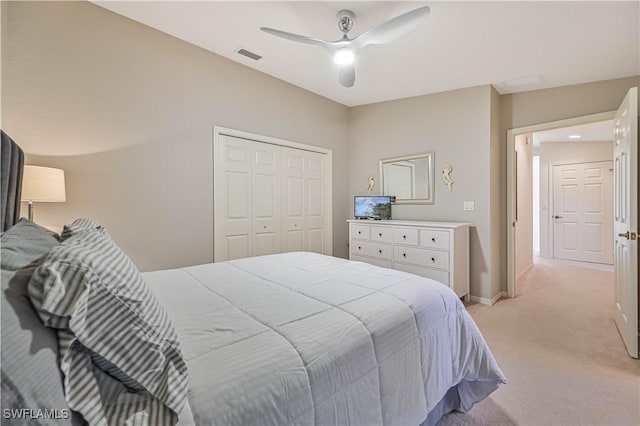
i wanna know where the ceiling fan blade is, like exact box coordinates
[260,27,330,49]
[338,64,355,88]
[353,6,430,50]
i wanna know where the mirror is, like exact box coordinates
[379,152,435,204]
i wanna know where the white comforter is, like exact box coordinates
[145,252,505,426]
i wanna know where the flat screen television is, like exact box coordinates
[354,195,394,220]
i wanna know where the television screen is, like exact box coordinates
[354,196,393,220]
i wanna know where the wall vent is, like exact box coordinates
[236,48,262,61]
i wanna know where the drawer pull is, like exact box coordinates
[431,257,435,262]
[378,233,382,237]
[403,235,407,239]
[431,237,436,242]
[358,231,362,234]
[264,225,267,229]
[402,253,407,257]
[378,249,382,254]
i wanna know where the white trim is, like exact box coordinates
[214,126,332,155]
[212,126,333,260]
[506,111,616,298]
[469,291,505,306]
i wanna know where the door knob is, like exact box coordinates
[554,215,563,219]
[618,231,638,240]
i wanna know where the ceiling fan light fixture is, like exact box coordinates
[261,6,429,87]
[334,48,355,65]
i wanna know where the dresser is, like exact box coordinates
[347,220,470,300]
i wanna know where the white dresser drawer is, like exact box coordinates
[419,230,450,250]
[352,241,393,260]
[393,228,418,245]
[351,224,370,240]
[393,263,450,286]
[370,227,393,243]
[393,246,450,270]
[351,254,392,269]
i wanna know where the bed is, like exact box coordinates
[1,132,505,425]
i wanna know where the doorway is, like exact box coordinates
[507,111,616,297]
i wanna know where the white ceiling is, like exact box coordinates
[93,1,639,107]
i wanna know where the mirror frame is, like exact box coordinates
[379,152,435,204]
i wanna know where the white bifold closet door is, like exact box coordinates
[215,133,330,261]
[282,148,326,254]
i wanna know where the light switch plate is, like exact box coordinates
[464,201,475,211]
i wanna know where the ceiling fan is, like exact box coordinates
[260,6,430,88]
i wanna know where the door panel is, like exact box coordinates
[283,150,306,251]
[253,143,281,256]
[226,235,249,260]
[306,152,325,253]
[286,230,304,252]
[215,135,252,261]
[553,161,613,264]
[307,228,323,254]
[227,172,250,219]
[613,87,638,358]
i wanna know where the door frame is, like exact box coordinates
[549,160,614,263]
[213,126,333,261]
[506,111,616,297]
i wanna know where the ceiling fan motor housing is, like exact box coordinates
[337,10,356,34]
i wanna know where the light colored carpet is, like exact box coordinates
[437,257,640,426]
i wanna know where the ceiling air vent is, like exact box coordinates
[235,48,262,61]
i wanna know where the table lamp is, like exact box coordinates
[20,165,66,221]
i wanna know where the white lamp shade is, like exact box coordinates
[21,165,66,202]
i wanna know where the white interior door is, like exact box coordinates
[613,87,638,359]
[283,149,306,252]
[305,151,326,254]
[552,161,613,264]
[214,134,252,261]
[214,127,333,261]
[253,143,282,256]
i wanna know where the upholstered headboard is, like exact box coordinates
[1,130,24,232]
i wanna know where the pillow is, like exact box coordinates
[28,226,189,425]
[1,219,74,425]
[59,217,103,241]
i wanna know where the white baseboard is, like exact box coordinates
[469,291,506,306]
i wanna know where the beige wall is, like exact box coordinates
[538,141,613,258]
[349,85,498,300]
[515,134,534,278]
[2,1,350,271]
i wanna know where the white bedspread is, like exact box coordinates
[144,252,505,426]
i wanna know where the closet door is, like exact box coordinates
[282,148,327,254]
[215,128,332,261]
[215,134,252,261]
[252,143,282,256]
[283,149,306,251]
[306,151,326,254]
